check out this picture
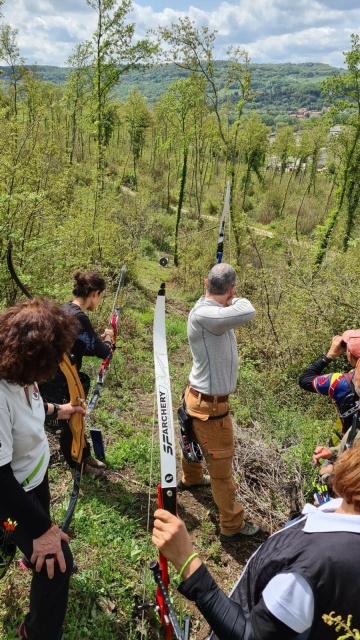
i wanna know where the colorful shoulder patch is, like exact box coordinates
[313,371,353,413]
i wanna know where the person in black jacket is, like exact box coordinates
[0,297,86,640]
[299,331,360,484]
[299,331,360,437]
[39,271,114,478]
[152,444,360,640]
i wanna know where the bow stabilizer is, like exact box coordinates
[216,181,230,264]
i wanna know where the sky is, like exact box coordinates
[1,0,360,68]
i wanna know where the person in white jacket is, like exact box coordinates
[0,297,85,639]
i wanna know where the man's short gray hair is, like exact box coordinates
[207,263,236,295]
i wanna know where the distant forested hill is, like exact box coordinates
[0,61,342,123]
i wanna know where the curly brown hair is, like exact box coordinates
[0,297,80,385]
[332,443,360,512]
[73,271,106,299]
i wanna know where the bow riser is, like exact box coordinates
[59,355,86,464]
[157,487,174,639]
[59,354,87,534]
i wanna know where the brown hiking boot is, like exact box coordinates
[84,455,107,470]
[83,463,105,479]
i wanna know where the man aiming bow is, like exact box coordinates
[178,263,260,541]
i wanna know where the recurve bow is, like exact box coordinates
[140,283,190,640]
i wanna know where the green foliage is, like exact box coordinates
[0,19,360,639]
[0,61,341,125]
[234,360,330,497]
[0,22,26,117]
[323,612,360,639]
[123,87,152,179]
[121,171,137,189]
[166,315,187,352]
[315,34,360,266]
[108,431,155,475]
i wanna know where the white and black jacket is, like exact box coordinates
[179,500,360,640]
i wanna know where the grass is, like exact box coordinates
[0,254,343,639]
[0,272,170,639]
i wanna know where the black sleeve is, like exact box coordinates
[179,565,304,640]
[76,312,111,359]
[298,356,329,393]
[0,463,51,539]
[178,564,254,640]
[251,597,305,639]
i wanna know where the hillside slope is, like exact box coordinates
[0,61,342,119]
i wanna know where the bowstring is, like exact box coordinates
[87,274,125,403]
[140,391,157,639]
[108,277,125,384]
[228,192,232,265]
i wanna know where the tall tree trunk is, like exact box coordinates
[174,148,188,266]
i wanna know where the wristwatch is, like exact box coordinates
[52,403,60,418]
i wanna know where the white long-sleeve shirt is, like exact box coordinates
[0,379,49,490]
[188,296,256,396]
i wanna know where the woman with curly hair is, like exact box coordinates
[0,297,86,640]
[152,444,360,640]
[39,271,114,478]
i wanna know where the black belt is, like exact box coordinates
[208,410,229,420]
